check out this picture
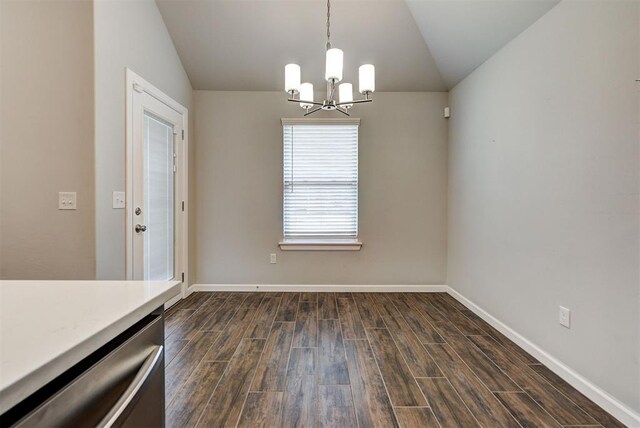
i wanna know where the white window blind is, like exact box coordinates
[283,121,359,240]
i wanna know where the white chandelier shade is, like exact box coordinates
[285,64,301,93]
[359,64,375,94]
[283,0,374,116]
[339,83,353,108]
[299,83,314,108]
[325,48,344,82]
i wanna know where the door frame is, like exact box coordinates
[124,69,189,303]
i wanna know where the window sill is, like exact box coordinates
[279,239,363,251]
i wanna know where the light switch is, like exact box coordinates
[58,192,77,210]
[112,191,126,209]
[559,306,571,329]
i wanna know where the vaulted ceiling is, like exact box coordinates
[156,0,559,92]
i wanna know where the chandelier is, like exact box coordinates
[284,0,375,116]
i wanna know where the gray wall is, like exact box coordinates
[94,0,195,281]
[447,0,639,413]
[194,91,448,285]
[0,0,95,279]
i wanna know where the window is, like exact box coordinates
[280,118,362,250]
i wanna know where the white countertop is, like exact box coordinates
[0,280,181,414]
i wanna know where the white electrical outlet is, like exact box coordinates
[559,306,571,328]
[112,191,125,209]
[270,253,277,264]
[58,192,77,210]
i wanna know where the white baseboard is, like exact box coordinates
[446,287,640,428]
[192,284,448,293]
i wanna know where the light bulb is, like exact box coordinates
[284,64,301,93]
[325,48,344,82]
[339,83,353,108]
[359,64,375,94]
[299,83,314,108]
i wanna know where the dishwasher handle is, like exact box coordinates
[98,345,163,428]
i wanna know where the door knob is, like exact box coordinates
[135,224,147,233]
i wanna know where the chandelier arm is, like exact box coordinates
[336,98,373,106]
[304,106,323,116]
[287,98,324,106]
[335,107,350,116]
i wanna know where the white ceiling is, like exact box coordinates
[156,0,560,92]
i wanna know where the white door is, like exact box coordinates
[126,71,187,304]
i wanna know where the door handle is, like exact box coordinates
[135,224,147,233]
[97,345,164,428]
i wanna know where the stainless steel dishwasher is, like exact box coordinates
[1,308,165,428]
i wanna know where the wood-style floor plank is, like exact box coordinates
[389,295,445,344]
[282,347,317,428]
[344,339,398,427]
[394,407,440,428]
[354,294,386,329]
[276,292,300,322]
[251,322,295,392]
[468,335,598,426]
[293,300,318,347]
[423,294,487,335]
[200,293,248,331]
[165,309,195,338]
[317,385,357,428]
[423,343,521,427]
[459,309,540,365]
[334,292,353,298]
[203,301,263,361]
[378,311,442,378]
[416,377,480,428]
[175,292,212,311]
[437,293,470,312]
[317,319,349,385]
[165,337,189,367]
[237,392,284,428]
[369,293,404,319]
[263,292,284,298]
[170,298,227,340]
[318,292,339,320]
[196,338,266,427]
[166,331,220,404]
[529,364,626,428]
[337,297,366,339]
[495,392,562,427]
[366,328,427,406]
[300,292,318,302]
[166,361,227,427]
[411,294,449,323]
[244,296,280,339]
[436,324,521,392]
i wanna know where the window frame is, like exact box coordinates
[279,118,362,251]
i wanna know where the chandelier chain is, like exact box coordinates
[326,0,331,50]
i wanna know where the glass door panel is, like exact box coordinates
[143,112,174,280]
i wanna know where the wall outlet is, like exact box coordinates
[112,191,125,209]
[58,192,77,210]
[270,253,277,264]
[559,306,571,329]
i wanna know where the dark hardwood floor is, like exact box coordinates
[163,292,625,428]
